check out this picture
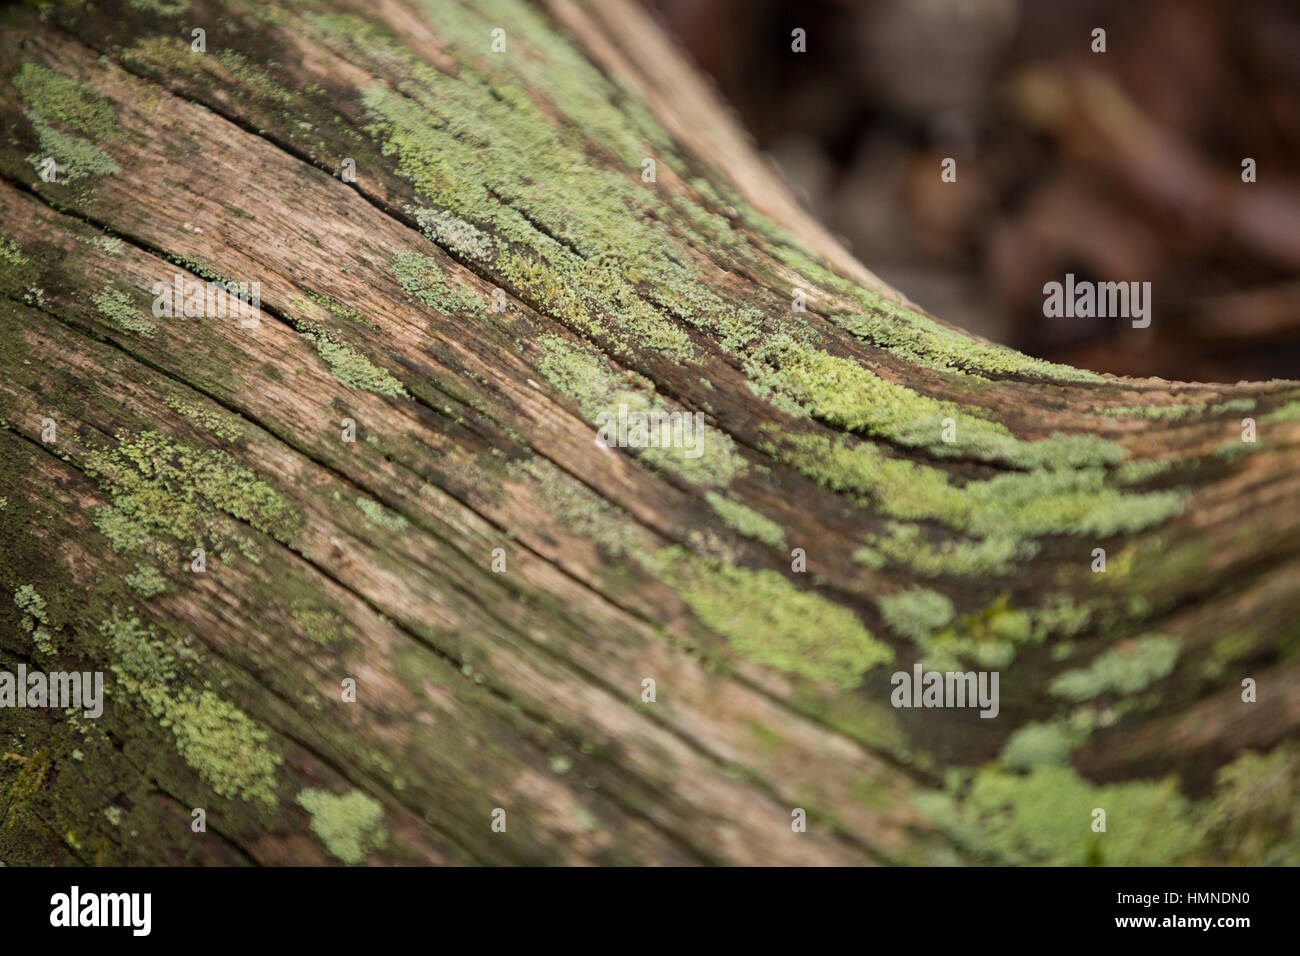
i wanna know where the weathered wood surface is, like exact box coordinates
[0,0,1297,865]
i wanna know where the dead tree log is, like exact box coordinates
[0,0,1297,866]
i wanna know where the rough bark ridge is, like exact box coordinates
[1,0,1297,866]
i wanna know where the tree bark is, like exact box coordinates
[0,0,1297,866]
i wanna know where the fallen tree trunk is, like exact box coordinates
[0,0,1297,866]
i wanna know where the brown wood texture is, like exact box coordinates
[0,0,1297,865]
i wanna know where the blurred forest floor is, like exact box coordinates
[647,0,1300,382]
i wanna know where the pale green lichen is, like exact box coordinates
[1048,635,1181,702]
[93,286,156,336]
[705,492,786,548]
[748,336,1126,470]
[24,111,121,183]
[14,64,122,184]
[79,234,125,257]
[295,788,387,864]
[84,430,300,568]
[769,430,1182,544]
[13,63,120,142]
[1199,744,1300,865]
[510,457,646,557]
[654,548,892,687]
[1263,400,1300,424]
[391,250,483,315]
[125,564,166,598]
[886,592,1034,670]
[0,237,29,267]
[289,599,348,646]
[879,588,955,644]
[411,207,492,261]
[14,585,58,655]
[356,496,409,532]
[854,523,1036,577]
[101,609,281,806]
[298,325,408,398]
[537,335,745,488]
[832,289,1105,384]
[1096,398,1256,420]
[999,722,1078,770]
[163,396,244,443]
[127,0,191,14]
[916,765,1196,865]
[167,691,282,807]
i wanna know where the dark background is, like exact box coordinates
[646,0,1300,382]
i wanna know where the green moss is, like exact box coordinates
[92,286,156,336]
[295,788,387,864]
[705,493,786,548]
[655,548,892,687]
[1048,635,1181,702]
